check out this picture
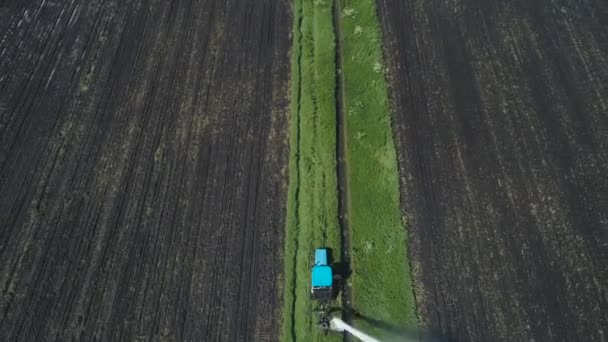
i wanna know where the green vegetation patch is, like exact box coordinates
[283,0,417,339]
[281,0,341,340]
[338,0,417,332]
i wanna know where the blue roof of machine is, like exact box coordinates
[311,265,333,287]
[314,248,328,266]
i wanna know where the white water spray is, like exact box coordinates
[330,317,381,342]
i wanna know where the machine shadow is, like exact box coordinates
[332,261,352,279]
[331,261,351,300]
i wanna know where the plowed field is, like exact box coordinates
[0,0,290,340]
[378,0,607,340]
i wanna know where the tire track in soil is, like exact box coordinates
[332,0,353,340]
[0,0,291,340]
[377,0,608,340]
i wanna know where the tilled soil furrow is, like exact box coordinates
[378,0,608,340]
[0,0,290,340]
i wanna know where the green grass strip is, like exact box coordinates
[281,0,340,340]
[283,0,417,339]
[338,0,417,335]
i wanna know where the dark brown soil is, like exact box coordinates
[377,0,608,340]
[0,0,290,340]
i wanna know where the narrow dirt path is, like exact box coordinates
[332,0,353,339]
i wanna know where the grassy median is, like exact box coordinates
[283,0,416,340]
[338,0,417,333]
[281,0,341,341]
